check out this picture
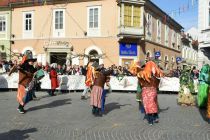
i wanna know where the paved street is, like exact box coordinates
[0,91,209,140]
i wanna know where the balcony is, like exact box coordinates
[118,26,144,38]
[199,29,210,47]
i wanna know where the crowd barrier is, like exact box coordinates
[0,73,180,92]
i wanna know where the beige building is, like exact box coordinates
[10,0,183,70]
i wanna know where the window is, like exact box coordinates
[182,48,185,58]
[89,8,98,28]
[157,20,161,42]
[23,11,33,38]
[164,55,169,70]
[124,5,132,27]
[209,2,210,26]
[171,30,175,48]
[55,10,64,30]
[171,56,175,63]
[87,6,101,36]
[53,9,65,37]
[171,56,175,69]
[165,25,169,46]
[25,13,32,31]
[146,13,152,39]
[123,4,141,27]
[185,48,188,59]
[133,6,141,27]
[0,15,6,32]
[177,33,180,49]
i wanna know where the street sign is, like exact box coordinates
[155,51,161,57]
[176,57,182,62]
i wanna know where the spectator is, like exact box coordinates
[49,63,59,96]
[173,66,181,78]
[0,64,6,74]
[44,62,50,72]
[62,64,67,74]
[56,64,64,75]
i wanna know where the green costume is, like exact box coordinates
[198,64,210,108]
[136,82,142,102]
[178,66,195,106]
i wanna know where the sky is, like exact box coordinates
[151,0,198,31]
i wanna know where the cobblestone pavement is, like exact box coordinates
[0,91,209,140]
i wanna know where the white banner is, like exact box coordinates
[0,73,180,92]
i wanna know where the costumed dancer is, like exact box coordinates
[206,67,210,123]
[178,66,195,106]
[90,62,112,116]
[9,50,37,114]
[49,63,59,96]
[137,61,163,125]
[129,61,146,118]
[198,64,210,108]
[81,62,94,99]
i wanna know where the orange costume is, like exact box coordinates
[9,50,37,114]
[130,60,163,125]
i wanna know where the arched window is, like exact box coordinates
[164,55,169,70]
[171,56,175,69]
[89,49,99,63]
[146,50,152,61]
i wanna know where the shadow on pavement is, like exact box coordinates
[0,128,37,140]
[159,107,170,113]
[199,107,208,122]
[27,98,71,112]
[104,102,131,115]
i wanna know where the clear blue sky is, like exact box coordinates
[151,0,198,31]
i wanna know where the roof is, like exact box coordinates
[0,0,9,6]
[146,0,184,30]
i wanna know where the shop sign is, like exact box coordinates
[119,43,137,56]
[44,41,69,47]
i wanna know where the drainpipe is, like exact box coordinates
[9,3,12,61]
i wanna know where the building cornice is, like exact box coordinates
[145,39,181,53]
[11,36,119,41]
[9,0,102,8]
[117,0,145,5]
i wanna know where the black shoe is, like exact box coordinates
[17,105,25,114]
[208,119,210,124]
[81,96,85,100]
[92,107,96,115]
[95,108,103,117]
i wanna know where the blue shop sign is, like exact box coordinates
[155,51,161,57]
[119,43,137,56]
[176,57,182,62]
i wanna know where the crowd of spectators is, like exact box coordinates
[0,60,199,78]
[0,60,132,76]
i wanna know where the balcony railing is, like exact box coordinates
[199,30,210,46]
[118,26,144,38]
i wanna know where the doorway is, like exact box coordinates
[50,52,67,65]
[89,50,99,63]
